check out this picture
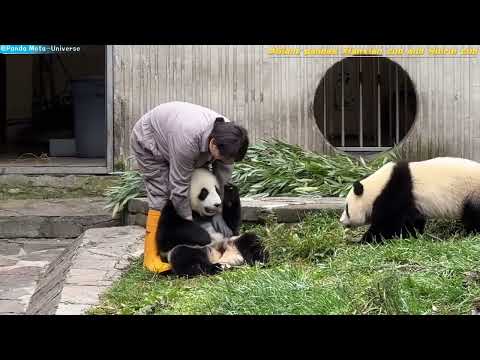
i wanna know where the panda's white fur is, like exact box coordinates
[188,167,226,244]
[340,157,480,242]
[157,167,268,276]
[409,157,480,219]
[190,168,222,218]
[194,170,270,268]
[340,161,396,227]
[204,235,249,267]
[188,168,252,266]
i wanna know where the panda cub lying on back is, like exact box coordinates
[157,168,268,277]
[340,157,480,242]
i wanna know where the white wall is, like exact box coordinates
[113,45,480,162]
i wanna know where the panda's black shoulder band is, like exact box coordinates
[353,181,364,196]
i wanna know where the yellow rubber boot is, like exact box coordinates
[143,209,172,273]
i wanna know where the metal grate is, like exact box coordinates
[313,56,418,153]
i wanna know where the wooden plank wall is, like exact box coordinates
[112,45,480,167]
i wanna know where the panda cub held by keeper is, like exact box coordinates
[157,168,268,277]
[340,157,480,243]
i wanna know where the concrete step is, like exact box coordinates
[126,196,346,226]
[0,198,120,238]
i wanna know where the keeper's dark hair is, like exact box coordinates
[209,117,249,162]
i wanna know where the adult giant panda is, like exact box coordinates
[156,168,268,277]
[340,157,480,243]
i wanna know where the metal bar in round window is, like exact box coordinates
[323,67,326,137]
[389,61,393,143]
[377,58,381,147]
[341,60,345,147]
[396,65,400,144]
[359,59,363,147]
[338,146,392,152]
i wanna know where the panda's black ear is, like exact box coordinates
[353,181,364,196]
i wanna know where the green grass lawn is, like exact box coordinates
[88,211,480,315]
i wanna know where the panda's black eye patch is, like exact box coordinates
[198,188,209,201]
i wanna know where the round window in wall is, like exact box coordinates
[313,56,417,154]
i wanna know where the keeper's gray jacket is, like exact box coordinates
[130,101,234,219]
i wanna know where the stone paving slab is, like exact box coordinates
[25,237,84,315]
[55,303,91,315]
[23,226,144,315]
[0,238,72,315]
[0,198,120,238]
[0,300,26,314]
[127,196,346,226]
[53,226,144,315]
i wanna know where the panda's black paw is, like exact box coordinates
[236,233,269,265]
[360,231,384,244]
[174,262,222,277]
[205,263,223,275]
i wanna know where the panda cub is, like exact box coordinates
[156,168,268,277]
[340,157,480,243]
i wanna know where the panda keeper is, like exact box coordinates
[130,101,250,273]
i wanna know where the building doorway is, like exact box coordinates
[0,45,111,174]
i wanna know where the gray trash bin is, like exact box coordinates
[72,77,106,158]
